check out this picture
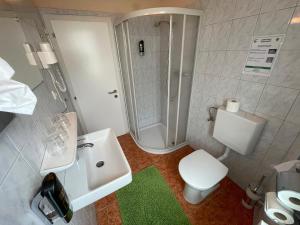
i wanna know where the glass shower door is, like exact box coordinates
[115,23,139,139]
[166,14,199,147]
[175,15,199,145]
[166,14,184,147]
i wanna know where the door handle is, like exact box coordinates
[108,90,117,94]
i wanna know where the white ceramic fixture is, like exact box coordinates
[61,128,132,211]
[179,150,228,204]
[40,112,77,175]
[213,107,266,155]
[179,107,266,204]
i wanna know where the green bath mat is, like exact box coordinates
[116,166,191,225]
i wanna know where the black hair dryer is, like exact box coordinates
[31,173,73,224]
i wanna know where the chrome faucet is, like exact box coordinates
[77,143,94,149]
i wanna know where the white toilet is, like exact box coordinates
[179,107,266,204]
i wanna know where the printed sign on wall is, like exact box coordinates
[243,35,285,76]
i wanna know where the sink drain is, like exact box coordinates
[96,161,104,168]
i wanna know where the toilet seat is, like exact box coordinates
[179,150,228,190]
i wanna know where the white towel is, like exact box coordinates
[0,57,15,80]
[0,80,37,115]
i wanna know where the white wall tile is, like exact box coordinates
[236,80,264,112]
[0,134,18,184]
[222,51,248,78]
[199,22,232,51]
[0,155,42,225]
[204,5,217,25]
[210,22,232,50]
[254,8,294,36]
[204,0,236,24]
[255,112,284,144]
[256,85,298,119]
[205,51,226,75]
[287,94,300,125]
[283,133,300,160]
[269,50,300,89]
[195,51,209,74]
[215,0,237,22]
[198,25,213,50]
[282,7,300,50]
[241,72,269,84]
[216,77,240,105]
[233,0,263,18]
[261,0,297,13]
[271,121,300,150]
[262,121,300,167]
[202,73,221,97]
[227,15,258,50]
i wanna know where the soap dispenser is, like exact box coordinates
[138,40,145,56]
[31,173,73,224]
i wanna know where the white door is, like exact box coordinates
[48,16,128,135]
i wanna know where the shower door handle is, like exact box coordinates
[108,90,117,94]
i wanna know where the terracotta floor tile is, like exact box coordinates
[95,193,117,211]
[96,134,253,225]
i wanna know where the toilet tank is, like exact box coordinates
[213,107,266,155]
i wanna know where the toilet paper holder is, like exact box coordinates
[277,171,300,212]
[277,172,300,196]
[207,107,217,122]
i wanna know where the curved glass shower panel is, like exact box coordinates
[159,14,171,149]
[115,8,201,154]
[175,15,199,145]
[166,14,184,147]
[115,23,139,138]
[127,15,165,149]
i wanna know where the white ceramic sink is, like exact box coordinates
[62,128,132,211]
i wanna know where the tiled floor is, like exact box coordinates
[96,134,253,225]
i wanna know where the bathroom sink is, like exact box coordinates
[62,128,132,211]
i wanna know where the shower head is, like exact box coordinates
[154,21,175,27]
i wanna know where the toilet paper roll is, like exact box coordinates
[264,192,294,225]
[226,99,240,112]
[277,171,300,211]
[278,190,300,211]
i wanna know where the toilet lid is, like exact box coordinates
[179,150,228,190]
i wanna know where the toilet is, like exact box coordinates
[179,107,266,204]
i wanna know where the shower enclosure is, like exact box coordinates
[115,8,201,154]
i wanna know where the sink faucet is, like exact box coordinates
[77,143,94,149]
[76,143,94,162]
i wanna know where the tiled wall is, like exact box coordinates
[188,0,300,188]
[0,10,96,225]
[128,15,162,128]
[0,82,96,225]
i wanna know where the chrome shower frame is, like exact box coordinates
[114,7,203,154]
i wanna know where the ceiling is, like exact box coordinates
[30,0,202,13]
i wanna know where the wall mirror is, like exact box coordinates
[0,14,43,89]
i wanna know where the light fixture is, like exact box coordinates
[291,16,300,25]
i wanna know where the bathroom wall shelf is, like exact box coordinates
[40,112,77,176]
